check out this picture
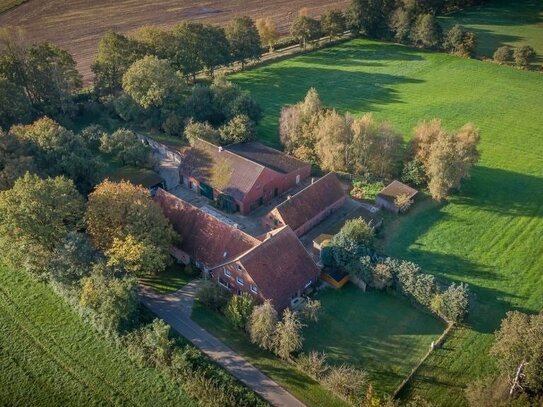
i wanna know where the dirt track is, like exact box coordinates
[0,0,349,83]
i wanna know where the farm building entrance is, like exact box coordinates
[199,182,214,200]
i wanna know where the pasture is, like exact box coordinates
[231,38,543,404]
[0,266,197,406]
[441,0,543,65]
[0,0,347,83]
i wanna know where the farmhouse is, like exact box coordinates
[262,172,347,236]
[178,139,311,215]
[375,180,418,214]
[155,188,320,310]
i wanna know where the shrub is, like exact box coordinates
[248,300,278,350]
[394,193,414,213]
[351,180,384,200]
[323,364,368,404]
[513,46,536,69]
[219,114,255,144]
[371,262,393,290]
[437,283,469,322]
[300,298,321,323]
[125,319,174,368]
[225,293,256,330]
[297,351,329,380]
[493,46,512,64]
[184,119,221,146]
[401,159,427,186]
[197,279,230,311]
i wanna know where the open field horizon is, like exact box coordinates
[0,0,348,82]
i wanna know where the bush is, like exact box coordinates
[493,46,512,64]
[434,283,469,323]
[197,279,230,311]
[272,309,304,360]
[401,160,427,186]
[225,293,256,330]
[300,298,321,323]
[371,262,393,290]
[297,351,329,380]
[323,364,368,404]
[125,319,175,368]
[394,193,414,213]
[219,114,255,144]
[513,45,536,69]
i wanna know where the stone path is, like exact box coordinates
[139,281,306,407]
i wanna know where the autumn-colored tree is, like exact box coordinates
[315,109,351,172]
[321,10,346,41]
[256,17,279,52]
[410,119,447,168]
[86,180,177,275]
[411,14,443,49]
[0,173,84,274]
[291,15,322,48]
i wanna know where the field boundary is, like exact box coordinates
[392,322,455,399]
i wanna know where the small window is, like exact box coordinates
[236,276,244,286]
[224,268,231,277]
[250,284,258,294]
[237,265,242,271]
[296,174,301,184]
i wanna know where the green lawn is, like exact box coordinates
[140,263,198,294]
[192,286,444,403]
[441,0,543,65]
[0,266,196,407]
[191,302,348,407]
[304,285,445,394]
[231,38,543,405]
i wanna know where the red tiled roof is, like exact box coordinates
[238,226,320,310]
[272,173,346,231]
[377,180,418,203]
[225,141,309,174]
[155,189,259,267]
[178,139,266,202]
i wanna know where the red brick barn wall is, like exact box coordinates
[294,195,347,237]
[275,165,311,195]
[261,208,284,231]
[240,168,282,214]
[210,262,264,303]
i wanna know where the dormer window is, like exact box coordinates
[224,268,231,277]
[237,265,242,271]
[236,276,244,286]
[250,284,258,294]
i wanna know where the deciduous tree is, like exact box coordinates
[321,10,346,41]
[100,128,153,167]
[291,15,322,49]
[248,300,278,350]
[256,17,279,52]
[225,17,261,69]
[273,309,304,360]
[219,114,255,144]
[411,14,443,48]
[86,180,177,275]
[0,173,84,274]
[225,293,256,330]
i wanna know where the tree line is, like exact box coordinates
[280,88,480,201]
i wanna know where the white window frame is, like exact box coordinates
[250,284,258,294]
[236,276,244,286]
[223,268,231,277]
[304,280,312,289]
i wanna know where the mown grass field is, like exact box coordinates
[441,0,543,65]
[0,266,197,406]
[231,38,543,405]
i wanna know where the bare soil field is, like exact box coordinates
[0,0,348,83]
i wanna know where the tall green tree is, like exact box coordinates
[0,173,84,274]
[225,16,261,69]
[9,117,102,193]
[0,130,35,190]
[347,0,387,37]
[122,55,185,109]
[291,15,322,49]
[321,10,346,41]
[0,76,32,129]
[92,31,142,96]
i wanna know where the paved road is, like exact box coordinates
[140,281,306,407]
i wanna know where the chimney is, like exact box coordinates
[287,195,291,200]
[311,177,315,184]
[218,146,223,152]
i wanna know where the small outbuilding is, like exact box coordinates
[375,180,418,214]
